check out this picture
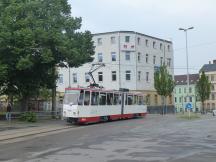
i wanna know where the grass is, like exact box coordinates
[177,112,201,120]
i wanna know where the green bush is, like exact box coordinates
[19,112,37,122]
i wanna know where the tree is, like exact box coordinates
[196,71,211,114]
[154,65,175,114]
[0,0,94,111]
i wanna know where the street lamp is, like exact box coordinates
[179,27,194,111]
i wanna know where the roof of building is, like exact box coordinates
[174,74,199,85]
[199,63,216,73]
[93,31,172,43]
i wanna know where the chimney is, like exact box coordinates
[209,61,211,64]
[213,60,216,64]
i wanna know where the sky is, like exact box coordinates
[68,0,216,75]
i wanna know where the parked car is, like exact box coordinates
[213,110,216,116]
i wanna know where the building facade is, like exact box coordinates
[57,31,174,106]
[174,74,201,112]
[199,60,216,111]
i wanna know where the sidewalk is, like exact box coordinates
[0,119,72,141]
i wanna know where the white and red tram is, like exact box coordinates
[63,87,147,124]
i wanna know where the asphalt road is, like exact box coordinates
[0,114,216,162]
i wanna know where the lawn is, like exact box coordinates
[177,112,201,120]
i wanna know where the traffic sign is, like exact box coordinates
[185,103,193,110]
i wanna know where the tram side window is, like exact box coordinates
[84,91,90,105]
[99,93,106,105]
[128,95,133,105]
[138,96,144,105]
[107,93,113,105]
[91,92,99,105]
[133,95,138,105]
[114,94,119,105]
[119,94,122,104]
[78,90,84,105]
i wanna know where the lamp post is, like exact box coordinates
[179,27,194,114]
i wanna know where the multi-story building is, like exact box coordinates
[57,31,174,107]
[174,74,201,112]
[199,60,216,111]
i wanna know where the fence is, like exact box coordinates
[0,109,63,120]
[147,105,175,114]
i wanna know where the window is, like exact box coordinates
[125,36,130,42]
[175,97,177,103]
[146,95,150,105]
[153,41,156,49]
[98,72,103,82]
[85,73,90,82]
[153,56,156,64]
[111,36,116,44]
[167,45,171,51]
[169,95,172,104]
[107,93,113,105]
[97,38,102,45]
[84,91,90,105]
[91,92,99,105]
[72,73,77,83]
[211,75,214,81]
[189,96,192,102]
[160,57,163,66]
[184,97,187,102]
[137,37,141,45]
[98,53,103,62]
[167,58,171,67]
[113,94,119,105]
[125,70,131,81]
[99,93,106,105]
[155,95,158,105]
[111,52,116,61]
[145,39,149,46]
[179,97,182,102]
[184,87,186,93]
[78,90,84,105]
[133,95,138,105]
[160,43,163,50]
[212,94,215,100]
[58,74,63,84]
[146,54,149,63]
[179,88,181,93]
[125,51,130,60]
[212,103,215,109]
[189,87,192,93]
[139,96,144,105]
[138,71,141,81]
[138,52,141,62]
[212,85,215,91]
[146,72,149,82]
[112,71,117,81]
[127,95,133,105]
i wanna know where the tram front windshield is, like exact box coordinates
[63,90,80,105]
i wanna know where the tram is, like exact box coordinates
[63,87,147,124]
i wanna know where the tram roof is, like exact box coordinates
[65,87,143,95]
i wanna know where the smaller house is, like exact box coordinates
[174,74,201,112]
[199,60,216,111]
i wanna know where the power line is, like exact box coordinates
[174,41,216,52]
